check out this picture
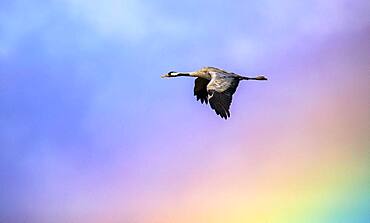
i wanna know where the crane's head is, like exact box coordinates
[161,71,180,78]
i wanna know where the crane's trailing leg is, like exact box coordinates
[239,75,268,80]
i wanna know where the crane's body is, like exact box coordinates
[161,67,267,119]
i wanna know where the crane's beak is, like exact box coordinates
[161,74,170,78]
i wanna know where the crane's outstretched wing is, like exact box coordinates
[194,77,210,104]
[207,74,240,119]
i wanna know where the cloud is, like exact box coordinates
[0,0,197,56]
[60,0,195,42]
[259,0,369,38]
[0,0,51,54]
[223,0,370,66]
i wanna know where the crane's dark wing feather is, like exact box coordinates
[194,77,210,104]
[207,74,240,119]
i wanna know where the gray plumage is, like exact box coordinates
[161,67,267,119]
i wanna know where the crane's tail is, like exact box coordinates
[240,75,268,81]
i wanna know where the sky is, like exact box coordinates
[0,0,369,223]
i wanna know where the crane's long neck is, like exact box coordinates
[174,72,195,77]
